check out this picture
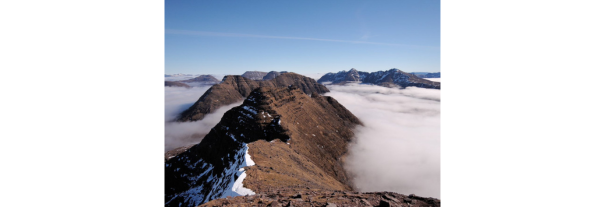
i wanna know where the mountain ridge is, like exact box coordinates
[177,73,329,122]
[165,81,192,88]
[165,86,362,206]
[318,68,440,89]
[179,75,221,84]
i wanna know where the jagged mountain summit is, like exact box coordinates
[177,73,329,122]
[179,75,221,84]
[241,71,269,80]
[318,68,440,89]
[165,81,191,88]
[165,86,362,207]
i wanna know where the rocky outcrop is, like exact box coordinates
[318,68,440,89]
[262,71,288,80]
[165,86,361,207]
[177,73,329,122]
[242,71,269,80]
[180,75,220,83]
[202,190,440,207]
[165,81,192,88]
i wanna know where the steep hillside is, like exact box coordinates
[165,86,361,207]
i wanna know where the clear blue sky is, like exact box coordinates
[166,0,440,75]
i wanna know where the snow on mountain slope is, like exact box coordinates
[165,143,256,206]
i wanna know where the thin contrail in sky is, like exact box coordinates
[166,29,436,49]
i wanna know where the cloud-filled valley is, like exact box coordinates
[325,83,440,198]
[164,85,241,152]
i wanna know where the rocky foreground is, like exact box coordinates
[201,190,440,207]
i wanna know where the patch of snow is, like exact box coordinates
[228,134,236,141]
[242,106,258,115]
[221,144,256,197]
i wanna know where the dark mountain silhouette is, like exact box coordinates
[241,71,269,80]
[176,73,329,122]
[165,86,362,206]
[165,81,191,88]
[318,68,440,89]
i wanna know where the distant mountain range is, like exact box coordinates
[180,75,220,83]
[318,68,440,89]
[165,73,195,77]
[165,81,192,88]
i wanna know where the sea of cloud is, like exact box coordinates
[325,83,440,198]
[164,85,242,152]
[300,72,326,80]
[424,78,441,82]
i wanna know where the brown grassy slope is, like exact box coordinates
[239,87,362,193]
